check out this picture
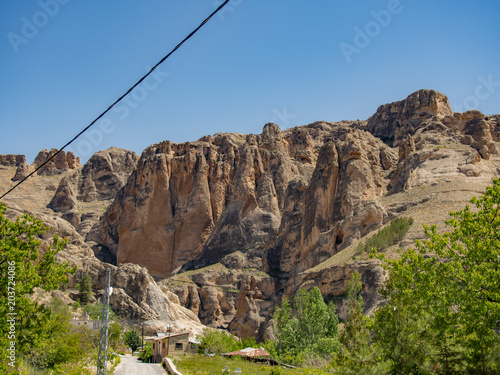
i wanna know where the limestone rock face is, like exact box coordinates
[78,147,139,202]
[109,89,499,340]
[0,154,26,167]
[265,129,395,276]
[12,161,33,181]
[388,111,500,194]
[293,260,387,320]
[2,206,96,276]
[49,177,77,213]
[91,263,204,334]
[44,147,138,232]
[163,254,276,339]
[366,89,453,146]
[48,177,80,228]
[98,126,289,277]
[97,122,393,279]
[3,89,499,342]
[33,149,80,175]
[2,205,204,335]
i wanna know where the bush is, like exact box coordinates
[198,329,242,354]
[83,302,116,321]
[125,329,142,352]
[356,217,413,254]
[79,272,93,305]
[71,301,81,311]
[140,342,152,362]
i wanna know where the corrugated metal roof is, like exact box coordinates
[223,347,270,357]
[144,332,190,341]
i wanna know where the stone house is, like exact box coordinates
[145,332,198,362]
[70,313,101,331]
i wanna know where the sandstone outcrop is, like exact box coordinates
[264,129,395,278]
[33,149,80,175]
[96,122,395,279]
[43,147,138,234]
[162,253,277,338]
[2,205,204,335]
[293,260,387,320]
[386,112,500,194]
[78,147,139,202]
[12,161,33,181]
[366,89,454,146]
[119,89,498,339]
[90,263,205,335]
[2,89,499,342]
[0,154,26,167]
[49,177,77,213]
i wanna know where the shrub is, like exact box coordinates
[198,329,242,354]
[140,342,152,362]
[83,302,116,321]
[125,329,142,352]
[79,272,93,305]
[356,217,413,254]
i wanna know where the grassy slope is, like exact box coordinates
[174,355,328,375]
[0,165,109,216]
[304,177,490,274]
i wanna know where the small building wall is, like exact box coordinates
[70,318,101,331]
[147,332,198,358]
[161,333,191,356]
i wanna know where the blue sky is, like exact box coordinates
[1,0,499,163]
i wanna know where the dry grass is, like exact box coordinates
[306,177,492,273]
[0,165,110,218]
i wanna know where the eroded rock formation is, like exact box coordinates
[0,154,26,167]
[12,161,33,181]
[94,89,499,339]
[78,147,139,202]
[2,89,499,341]
[33,149,80,175]
[96,122,396,280]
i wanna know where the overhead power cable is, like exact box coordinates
[0,0,232,200]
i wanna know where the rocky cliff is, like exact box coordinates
[0,151,202,335]
[1,89,499,340]
[88,89,499,339]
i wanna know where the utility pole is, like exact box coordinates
[166,324,173,357]
[97,268,113,375]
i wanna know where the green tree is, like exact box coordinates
[0,204,75,372]
[198,329,242,354]
[16,296,95,373]
[373,179,500,373]
[140,342,152,362]
[272,286,340,365]
[125,329,142,352]
[334,273,392,374]
[79,272,93,305]
[109,323,123,350]
[26,313,94,371]
[83,301,116,321]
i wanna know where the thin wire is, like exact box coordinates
[0,0,232,200]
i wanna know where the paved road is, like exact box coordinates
[114,355,166,375]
